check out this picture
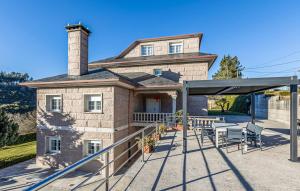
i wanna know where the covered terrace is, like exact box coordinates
[182,76,299,161]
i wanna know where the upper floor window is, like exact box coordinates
[48,136,61,153]
[46,95,62,112]
[153,69,162,77]
[85,94,102,112]
[169,42,183,54]
[141,45,153,56]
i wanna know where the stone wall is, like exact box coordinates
[36,128,112,172]
[124,37,200,58]
[110,62,209,115]
[37,87,114,128]
[109,62,208,84]
[36,86,118,171]
[67,29,89,76]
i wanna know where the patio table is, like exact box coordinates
[212,122,247,152]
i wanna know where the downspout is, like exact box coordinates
[128,90,131,160]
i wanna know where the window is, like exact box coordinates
[84,140,102,160]
[85,95,102,112]
[141,45,153,56]
[153,69,162,76]
[46,95,62,112]
[169,42,183,54]
[48,137,61,153]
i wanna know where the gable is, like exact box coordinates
[116,33,202,59]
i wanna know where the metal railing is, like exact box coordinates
[188,116,225,128]
[133,112,173,123]
[25,123,160,191]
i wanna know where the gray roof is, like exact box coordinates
[118,72,180,87]
[185,76,299,95]
[30,69,180,88]
[90,52,215,64]
[31,68,120,82]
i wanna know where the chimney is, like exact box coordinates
[65,23,90,76]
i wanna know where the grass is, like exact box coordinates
[208,110,248,116]
[0,141,36,169]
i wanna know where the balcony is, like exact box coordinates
[132,112,174,126]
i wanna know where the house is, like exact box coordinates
[21,24,217,172]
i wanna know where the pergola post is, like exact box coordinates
[251,93,256,124]
[290,77,298,161]
[182,81,188,153]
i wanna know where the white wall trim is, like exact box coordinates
[37,124,129,133]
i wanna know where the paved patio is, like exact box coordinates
[111,119,300,191]
[1,117,300,191]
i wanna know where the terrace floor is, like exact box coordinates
[112,118,300,191]
[1,117,300,191]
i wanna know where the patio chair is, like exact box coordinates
[246,123,263,150]
[225,128,245,154]
[191,118,214,144]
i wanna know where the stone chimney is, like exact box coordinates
[65,23,90,76]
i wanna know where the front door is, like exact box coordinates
[146,98,161,113]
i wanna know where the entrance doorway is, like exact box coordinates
[146,98,161,113]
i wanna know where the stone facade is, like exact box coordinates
[36,86,132,172]
[109,62,209,115]
[110,62,208,84]
[67,28,89,76]
[34,32,212,172]
[124,37,200,58]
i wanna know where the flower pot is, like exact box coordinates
[175,124,183,131]
[152,133,161,141]
[144,145,153,154]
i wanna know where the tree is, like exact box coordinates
[0,71,35,113]
[215,98,229,112]
[212,55,244,80]
[0,109,19,147]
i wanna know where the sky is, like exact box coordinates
[0,0,300,80]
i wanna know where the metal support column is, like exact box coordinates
[105,152,110,191]
[290,77,298,161]
[182,81,188,153]
[251,93,256,124]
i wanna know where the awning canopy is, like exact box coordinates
[182,76,299,162]
[185,76,299,95]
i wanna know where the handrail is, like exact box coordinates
[25,123,158,191]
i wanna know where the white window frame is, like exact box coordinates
[141,45,154,56]
[46,95,62,112]
[84,94,103,113]
[153,69,162,76]
[169,42,183,54]
[84,140,103,160]
[48,136,61,153]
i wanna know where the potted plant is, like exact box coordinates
[136,136,155,154]
[153,132,161,141]
[174,110,189,131]
[159,124,167,135]
[175,110,183,131]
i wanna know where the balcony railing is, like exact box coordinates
[188,116,225,128]
[133,112,174,123]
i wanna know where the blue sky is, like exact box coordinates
[0,0,300,79]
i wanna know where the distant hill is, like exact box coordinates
[0,72,36,113]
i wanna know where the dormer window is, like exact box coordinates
[141,45,153,56]
[169,42,183,54]
[153,69,162,76]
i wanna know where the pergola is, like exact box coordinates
[182,76,299,161]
